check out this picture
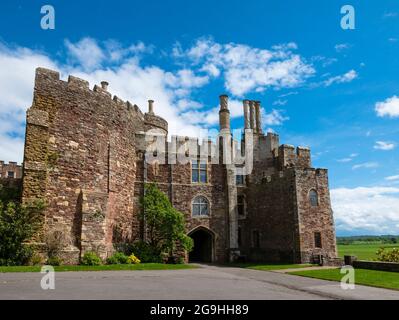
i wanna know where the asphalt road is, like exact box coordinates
[1,264,399,300]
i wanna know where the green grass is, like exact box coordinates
[289,268,399,291]
[229,263,315,271]
[0,263,197,273]
[338,243,398,260]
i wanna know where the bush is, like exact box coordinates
[45,229,70,260]
[47,256,62,266]
[106,252,129,265]
[81,251,102,266]
[376,247,399,263]
[0,200,44,266]
[130,241,162,263]
[127,254,141,264]
[29,253,45,266]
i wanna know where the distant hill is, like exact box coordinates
[337,235,399,245]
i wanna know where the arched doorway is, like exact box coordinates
[188,227,214,263]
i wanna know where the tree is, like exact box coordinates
[0,200,44,266]
[141,183,193,261]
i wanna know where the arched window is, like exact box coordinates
[309,189,319,207]
[152,161,160,176]
[237,195,246,217]
[192,196,210,217]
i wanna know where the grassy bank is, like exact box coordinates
[290,268,399,291]
[0,263,197,273]
[338,243,398,260]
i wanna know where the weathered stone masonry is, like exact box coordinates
[20,67,337,264]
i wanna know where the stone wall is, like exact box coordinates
[22,68,143,262]
[295,168,337,263]
[352,260,399,273]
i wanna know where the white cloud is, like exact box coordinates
[272,99,288,106]
[335,43,351,52]
[375,95,399,118]
[331,187,399,234]
[352,162,379,170]
[174,38,315,97]
[65,38,105,71]
[383,12,398,18]
[337,153,358,163]
[263,109,289,126]
[386,175,399,181]
[374,141,396,151]
[324,70,358,87]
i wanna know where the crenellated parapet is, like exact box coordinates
[278,144,312,169]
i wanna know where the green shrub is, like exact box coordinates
[106,252,129,265]
[130,241,162,263]
[376,247,399,263]
[0,200,44,266]
[29,253,45,266]
[81,251,102,266]
[47,256,62,266]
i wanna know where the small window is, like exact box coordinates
[252,230,260,248]
[192,160,207,183]
[7,171,15,178]
[314,232,322,248]
[152,161,160,176]
[238,227,242,247]
[192,196,210,217]
[236,175,245,185]
[309,189,318,207]
[237,195,245,217]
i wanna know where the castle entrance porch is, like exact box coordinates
[188,227,214,263]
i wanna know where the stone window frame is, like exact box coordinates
[191,159,208,184]
[7,171,15,178]
[314,232,322,249]
[309,189,319,207]
[152,160,160,176]
[236,174,246,186]
[191,195,211,218]
[237,194,247,219]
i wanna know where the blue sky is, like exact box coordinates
[0,0,399,235]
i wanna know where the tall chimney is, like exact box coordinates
[249,100,256,131]
[255,101,262,133]
[148,100,154,114]
[219,95,230,132]
[101,81,109,91]
[243,100,250,129]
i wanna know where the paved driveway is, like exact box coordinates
[1,265,398,300]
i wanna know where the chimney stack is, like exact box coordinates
[243,100,250,129]
[219,95,231,132]
[255,101,262,133]
[249,101,257,132]
[148,100,154,114]
[101,81,109,91]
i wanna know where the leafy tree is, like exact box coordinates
[141,183,193,261]
[0,200,44,266]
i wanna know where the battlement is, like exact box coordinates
[278,144,312,169]
[34,68,147,121]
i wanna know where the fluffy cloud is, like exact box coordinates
[331,187,399,234]
[375,95,399,118]
[324,70,358,87]
[374,141,396,151]
[173,38,315,97]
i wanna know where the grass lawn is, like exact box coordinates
[338,243,398,260]
[0,263,197,273]
[229,263,315,271]
[290,268,399,291]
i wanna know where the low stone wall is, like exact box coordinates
[353,260,399,273]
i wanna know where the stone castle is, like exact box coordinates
[11,67,337,264]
